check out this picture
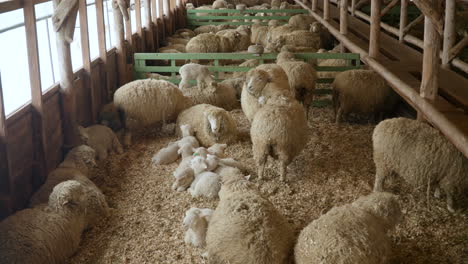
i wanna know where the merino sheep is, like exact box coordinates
[78,124,123,160]
[179,63,215,90]
[288,14,315,30]
[29,145,97,206]
[267,30,321,52]
[216,27,251,51]
[186,33,233,53]
[219,77,245,99]
[112,79,193,145]
[180,81,239,111]
[183,208,214,248]
[206,171,294,264]
[373,118,468,213]
[152,142,180,165]
[295,192,402,264]
[332,69,397,123]
[251,95,308,182]
[176,104,238,147]
[194,24,231,35]
[276,51,317,118]
[251,24,269,46]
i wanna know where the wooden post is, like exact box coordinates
[145,0,154,51]
[351,0,356,16]
[419,9,441,120]
[0,71,12,217]
[159,0,165,42]
[442,0,455,68]
[412,0,443,36]
[399,0,407,43]
[135,0,144,50]
[151,0,159,48]
[340,0,348,53]
[324,0,330,20]
[96,0,110,103]
[380,0,398,17]
[369,0,381,58]
[24,0,48,185]
[53,0,80,151]
[312,0,317,11]
[113,0,127,87]
[79,0,95,124]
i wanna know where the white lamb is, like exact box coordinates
[183,207,214,248]
[152,142,179,165]
[179,63,215,90]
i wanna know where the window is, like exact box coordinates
[0,9,31,115]
[130,0,137,33]
[104,0,116,49]
[141,0,147,27]
[87,0,100,60]
[70,16,83,71]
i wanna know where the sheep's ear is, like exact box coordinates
[245,175,251,181]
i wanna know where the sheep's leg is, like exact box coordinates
[254,143,268,180]
[373,163,390,192]
[446,194,455,213]
[279,160,288,182]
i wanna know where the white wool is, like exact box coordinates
[189,171,221,199]
[152,143,179,165]
[191,156,208,175]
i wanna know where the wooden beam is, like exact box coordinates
[324,0,330,20]
[96,0,110,102]
[448,36,468,62]
[0,0,22,14]
[113,0,127,86]
[399,0,408,43]
[144,0,154,51]
[355,0,369,10]
[369,0,381,58]
[402,13,424,36]
[380,0,398,17]
[24,0,48,185]
[419,14,441,120]
[53,0,79,151]
[351,0,356,16]
[442,0,456,68]
[412,0,443,36]
[312,0,317,11]
[340,0,348,53]
[52,0,78,32]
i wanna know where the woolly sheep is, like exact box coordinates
[232,59,260,78]
[152,142,180,165]
[216,27,251,51]
[177,124,200,149]
[189,171,221,198]
[248,44,264,54]
[174,28,196,39]
[295,192,402,264]
[218,157,247,172]
[270,0,280,8]
[78,124,123,160]
[99,103,123,131]
[206,170,294,264]
[267,29,321,52]
[193,24,231,35]
[191,156,210,175]
[112,79,192,145]
[251,24,269,46]
[219,77,245,99]
[316,48,348,79]
[276,51,317,119]
[207,143,228,157]
[176,104,238,147]
[178,143,195,159]
[332,69,398,123]
[179,63,215,90]
[241,67,292,122]
[29,145,97,206]
[236,3,246,10]
[251,94,308,182]
[373,118,468,213]
[183,207,214,248]
[181,81,239,111]
[165,36,190,46]
[186,33,233,53]
[158,44,187,53]
[193,146,209,158]
[172,166,195,191]
[288,14,315,30]
[212,0,228,9]
[206,154,220,171]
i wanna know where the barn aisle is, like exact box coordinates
[69,107,467,264]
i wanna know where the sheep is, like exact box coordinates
[251,94,308,182]
[212,0,228,9]
[172,167,195,191]
[216,27,251,51]
[179,63,215,90]
[180,81,239,111]
[236,3,246,10]
[174,28,196,39]
[152,142,180,165]
[165,36,190,45]
[177,124,200,149]
[316,48,348,80]
[232,59,260,78]
[78,124,123,160]
[332,69,398,123]
[206,170,294,264]
[176,104,238,147]
[0,180,108,264]
[241,67,292,122]
[158,44,186,53]
[279,2,301,9]
[207,143,228,157]
[193,146,209,158]
[251,24,269,46]
[189,171,221,198]
[288,14,315,30]
[270,0,280,8]
[267,29,321,52]
[112,79,193,145]
[276,51,317,119]
[178,143,195,159]
[295,192,402,264]
[98,102,123,131]
[186,33,233,53]
[219,77,245,99]
[183,207,214,248]
[193,24,231,35]
[248,44,264,54]
[206,154,220,171]
[29,145,97,206]
[310,22,336,49]
[372,117,468,213]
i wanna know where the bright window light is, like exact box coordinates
[130,0,137,33]
[87,0,100,60]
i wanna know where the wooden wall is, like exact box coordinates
[0,0,186,219]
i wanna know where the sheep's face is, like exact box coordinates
[245,69,271,97]
[310,22,322,33]
[190,156,208,174]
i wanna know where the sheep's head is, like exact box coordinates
[352,192,403,231]
[245,69,271,97]
[190,156,208,174]
[203,111,228,141]
[310,22,322,33]
[208,143,228,157]
[172,168,195,191]
[180,124,194,137]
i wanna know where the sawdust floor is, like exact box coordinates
[69,106,468,264]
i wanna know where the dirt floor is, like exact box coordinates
[69,106,468,264]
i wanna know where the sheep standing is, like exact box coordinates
[295,192,402,264]
[373,118,468,213]
[112,79,193,145]
[183,208,214,248]
[176,104,238,147]
[276,51,317,119]
[216,27,251,51]
[179,63,214,90]
[78,124,123,160]
[332,69,398,123]
[206,171,294,264]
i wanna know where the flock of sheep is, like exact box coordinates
[0,1,467,263]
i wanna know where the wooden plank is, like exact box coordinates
[79,0,95,123]
[399,0,407,42]
[95,0,109,103]
[43,92,63,173]
[24,0,48,187]
[0,0,22,14]
[380,0,398,17]
[369,0,381,58]
[135,0,145,50]
[113,0,127,87]
[51,0,78,32]
[412,0,443,36]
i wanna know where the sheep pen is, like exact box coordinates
[67,107,467,264]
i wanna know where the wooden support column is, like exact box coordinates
[418,7,441,120]
[339,0,348,53]
[412,0,443,36]
[159,0,165,42]
[351,0,356,16]
[145,0,154,51]
[79,0,95,124]
[311,0,317,11]
[135,0,144,50]
[324,0,330,20]
[151,0,159,48]
[24,0,48,185]
[0,72,12,218]
[369,0,381,58]
[52,0,80,151]
[96,0,110,102]
[113,0,128,86]
[442,0,455,68]
[398,0,407,43]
